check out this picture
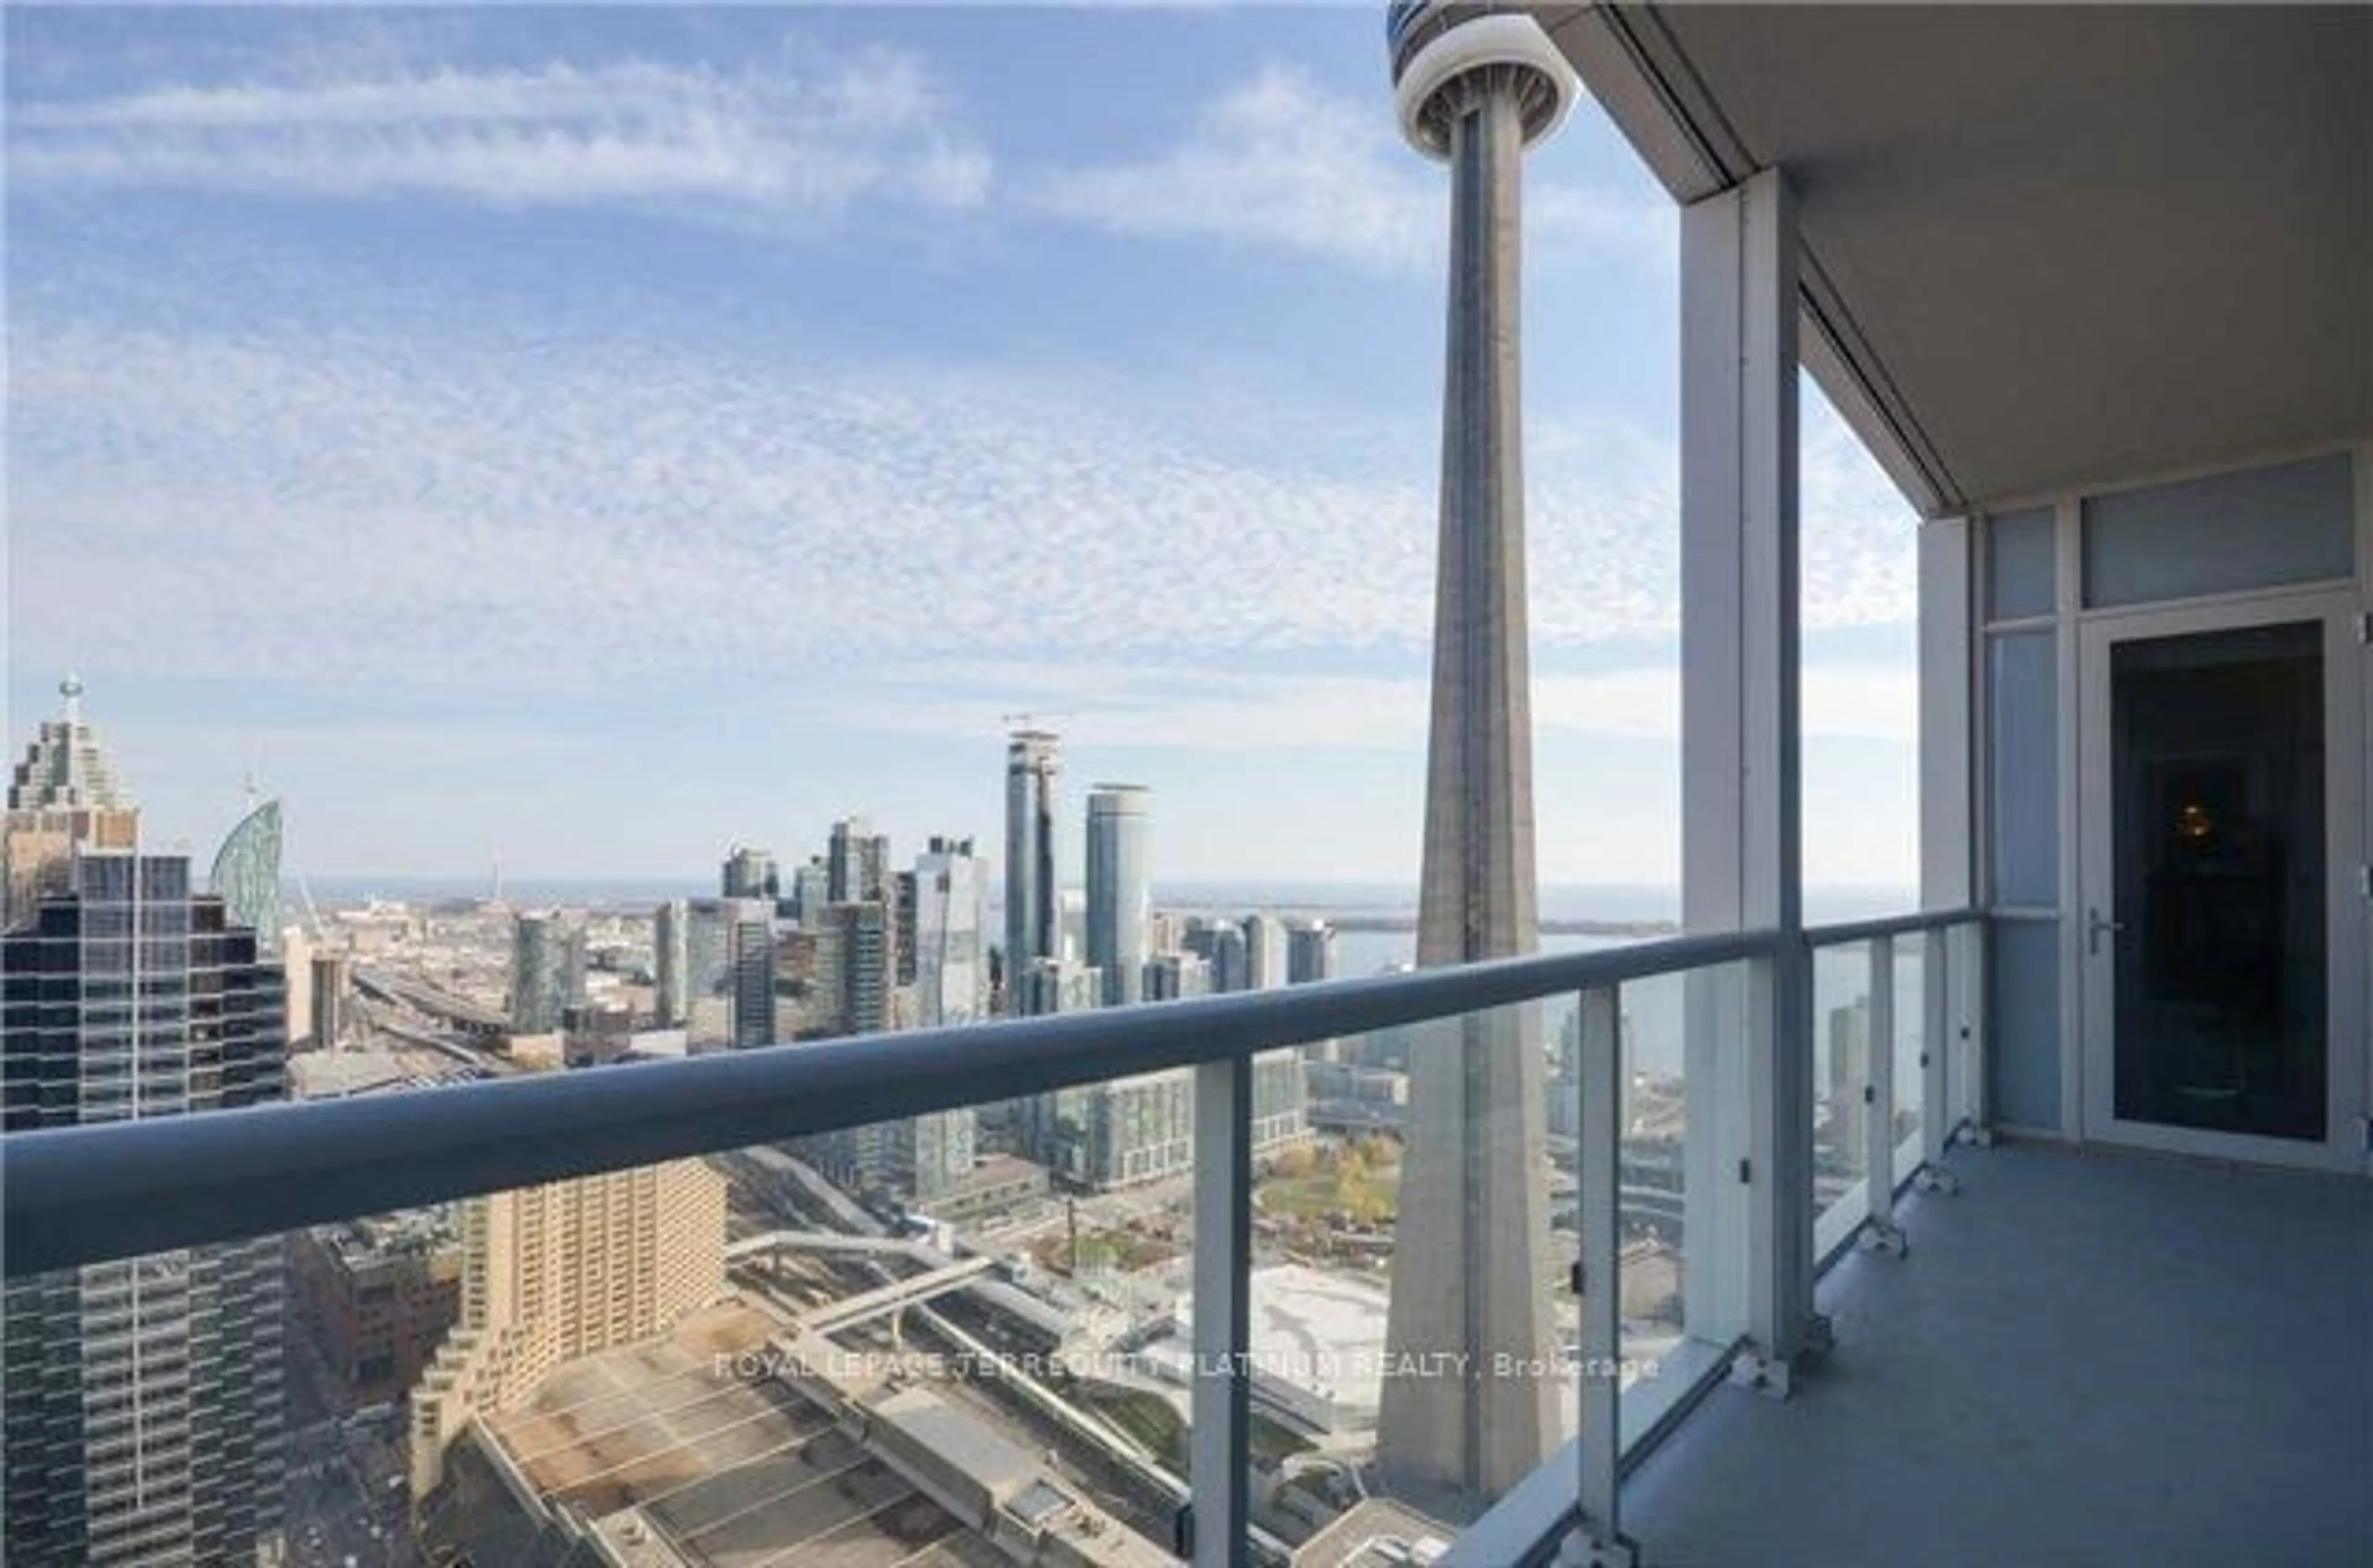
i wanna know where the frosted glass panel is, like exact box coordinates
[2083,453,2354,608]
[1986,507,2056,620]
[1990,919,2062,1132]
[1987,631,2057,908]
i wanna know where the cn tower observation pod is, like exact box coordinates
[1388,2,1578,159]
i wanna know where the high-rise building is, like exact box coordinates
[802,846,982,1203]
[1143,951,1212,1001]
[826,900,895,1036]
[2,676,140,929]
[912,838,989,1029]
[509,913,586,1034]
[725,900,777,1048]
[902,839,989,1199]
[283,924,316,1045]
[900,1108,977,1200]
[1004,730,1062,998]
[1829,997,1872,1171]
[410,1158,727,1499]
[1288,919,1340,985]
[1190,917,1251,994]
[209,792,284,960]
[806,1103,979,1205]
[653,898,690,1025]
[1014,956,1099,1168]
[782,922,841,1037]
[1033,1058,1309,1191]
[1243,911,1288,991]
[2,851,287,1566]
[682,898,735,1045]
[1017,956,1100,1018]
[721,845,780,903]
[790,858,831,925]
[1064,1070,1192,1189]
[1287,919,1343,1063]
[1381,1,1574,1501]
[892,868,920,987]
[311,949,352,1050]
[1251,1050,1312,1153]
[1085,785,1153,1006]
[827,816,891,904]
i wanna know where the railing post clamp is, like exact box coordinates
[1727,1310,1832,1399]
[1857,1218,1909,1257]
[1560,1524,1641,1567]
[1913,1163,1961,1196]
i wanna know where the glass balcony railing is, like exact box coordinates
[0,910,1987,1568]
[1809,917,1988,1272]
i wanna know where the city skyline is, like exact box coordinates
[7,6,1923,892]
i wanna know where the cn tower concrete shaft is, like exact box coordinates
[1377,79,1559,1505]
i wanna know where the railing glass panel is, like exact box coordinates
[20,1128,1212,1568]
[5,914,1991,1568]
[1892,933,1931,1185]
[1279,998,1550,1532]
[1608,958,1752,1442]
[1811,940,1877,1260]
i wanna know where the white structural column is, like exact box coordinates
[1188,1056,1251,1568]
[1918,518,1975,911]
[1916,520,1976,1180]
[1859,936,1908,1254]
[1680,168,1818,1391]
[1572,985,1638,1566]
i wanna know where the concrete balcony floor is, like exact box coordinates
[1622,1141,2372,1567]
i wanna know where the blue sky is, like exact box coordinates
[6,5,1921,892]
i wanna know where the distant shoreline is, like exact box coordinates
[296,877,1905,932]
[1322,914,1679,938]
[305,888,1677,938]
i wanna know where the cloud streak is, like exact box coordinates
[12,36,1672,279]
[11,298,1913,699]
[1026,61,1670,276]
[802,658,1916,752]
[8,49,992,223]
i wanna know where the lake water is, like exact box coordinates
[300,877,1931,1100]
[1329,928,1928,1101]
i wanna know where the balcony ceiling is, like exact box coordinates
[1546,4,2373,516]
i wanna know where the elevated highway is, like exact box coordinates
[350,967,509,1039]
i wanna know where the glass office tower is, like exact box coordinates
[2,851,287,1566]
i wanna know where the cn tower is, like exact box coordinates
[1377,2,1575,1506]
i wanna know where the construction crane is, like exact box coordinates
[295,874,331,945]
[999,710,1073,733]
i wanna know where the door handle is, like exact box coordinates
[2087,906,2124,956]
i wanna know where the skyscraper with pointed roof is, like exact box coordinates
[4,676,140,930]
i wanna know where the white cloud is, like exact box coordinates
[0,321,1550,690]
[1026,62,1668,276]
[1801,381,1921,628]
[797,658,1914,752]
[11,301,1918,699]
[7,48,991,223]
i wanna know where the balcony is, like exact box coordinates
[9,905,2367,1564]
[1622,1140,2372,1567]
[0,913,1942,1560]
